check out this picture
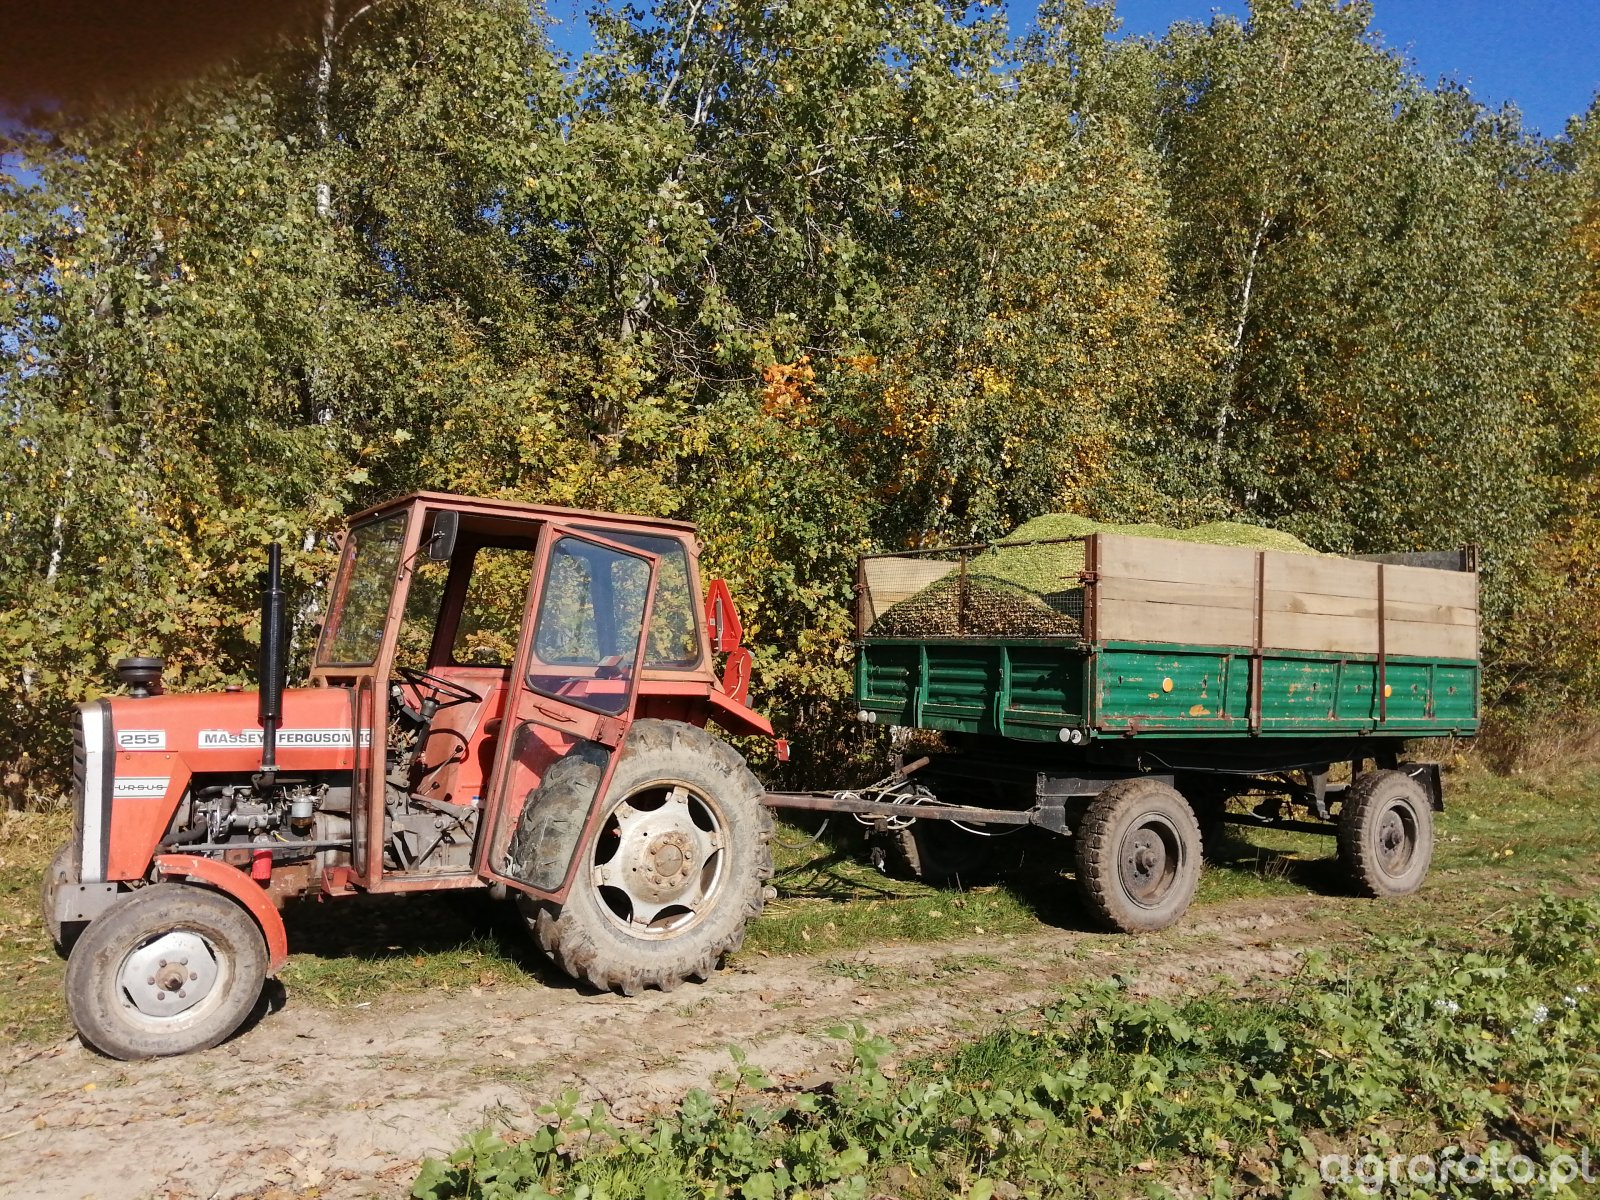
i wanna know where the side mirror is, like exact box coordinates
[427,511,460,562]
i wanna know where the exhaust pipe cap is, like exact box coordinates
[115,656,165,698]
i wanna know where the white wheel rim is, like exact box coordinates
[590,783,728,939]
[115,929,230,1030]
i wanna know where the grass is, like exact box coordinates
[745,823,1055,958]
[276,892,547,1006]
[0,808,72,1046]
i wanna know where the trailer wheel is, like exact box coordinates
[1075,778,1202,933]
[520,719,773,996]
[884,820,1018,887]
[65,884,268,1060]
[41,842,80,957]
[1337,770,1433,897]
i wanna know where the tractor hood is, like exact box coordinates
[103,686,363,769]
[78,687,364,884]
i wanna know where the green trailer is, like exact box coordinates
[768,532,1479,933]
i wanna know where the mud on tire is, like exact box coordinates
[1074,776,1203,934]
[518,719,774,996]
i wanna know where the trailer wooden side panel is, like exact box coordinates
[1093,534,1479,662]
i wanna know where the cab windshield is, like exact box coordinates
[319,512,408,666]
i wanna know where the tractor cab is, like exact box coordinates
[308,492,762,896]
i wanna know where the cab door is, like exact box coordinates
[476,524,658,900]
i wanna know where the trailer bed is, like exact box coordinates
[855,533,1479,743]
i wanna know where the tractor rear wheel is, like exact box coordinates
[65,884,268,1060]
[1337,769,1433,897]
[519,719,773,996]
[1074,777,1203,933]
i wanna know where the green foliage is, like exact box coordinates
[2,0,1598,799]
[416,894,1600,1198]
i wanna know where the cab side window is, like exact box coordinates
[453,546,538,666]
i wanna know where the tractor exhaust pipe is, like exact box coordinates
[257,543,286,784]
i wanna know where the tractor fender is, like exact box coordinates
[153,854,290,974]
[703,687,773,738]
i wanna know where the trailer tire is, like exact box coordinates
[1074,778,1202,933]
[65,883,268,1060]
[1337,770,1433,898]
[41,842,80,957]
[519,720,773,996]
[884,821,1018,888]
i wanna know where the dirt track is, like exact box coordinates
[0,899,1332,1200]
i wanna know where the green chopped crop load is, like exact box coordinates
[870,514,1321,639]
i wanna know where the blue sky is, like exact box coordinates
[1113,0,1600,137]
[543,0,1600,139]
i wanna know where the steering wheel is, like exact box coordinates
[394,665,483,709]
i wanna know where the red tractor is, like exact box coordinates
[42,492,779,1059]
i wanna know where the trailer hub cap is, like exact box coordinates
[1120,816,1182,907]
[592,784,727,937]
[120,931,219,1018]
[1375,805,1417,875]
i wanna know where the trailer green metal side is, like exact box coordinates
[856,638,1479,742]
[853,531,1480,745]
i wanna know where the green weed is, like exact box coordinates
[0,809,72,1046]
[744,820,1053,958]
[416,894,1600,1199]
[277,893,543,1005]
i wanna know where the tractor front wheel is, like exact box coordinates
[65,884,268,1060]
[41,842,79,956]
[520,719,773,995]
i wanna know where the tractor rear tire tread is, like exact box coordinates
[521,719,772,996]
